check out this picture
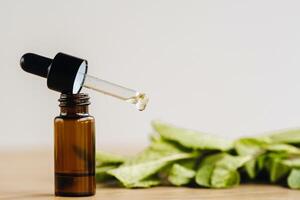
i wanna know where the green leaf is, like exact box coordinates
[195,153,229,187]
[257,154,267,171]
[234,138,267,179]
[266,144,300,154]
[270,160,290,183]
[108,139,197,188]
[96,150,127,167]
[234,138,300,180]
[265,152,300,183]
[267,129,300,144]
[127,178,161,188]
[244,160,256,179]
[195,164,215,187]
[234,138,267,156]
[195,153,250,188]
[265,154,291,183]
[282,157,300,168]
[210,167,240,188]
[95,121,300,190]
[288,169,300,189]
[96,165,118,182]
[152,121,233,151]
[216,154,252,170]
[148,138,187,153]
[168,163,196,186]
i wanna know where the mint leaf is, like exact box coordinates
[288,169,300,189]
[234,138,268,179]
[108,140,197,188]
[211,167,240,188]
[96,165,118,182]
[216,154,251,169]
[127,178,161,188]
[267,129,300,144]
[282,157,300,168]
[95,121,300,190]
[168,163,196,186]
[195,153,250,188]
[152,121,233,151]
[195,165,215,187]
[235,139,300,180]
[266,144,300,154]
[265,153,291,183]
[96,150,127,167]
[257,154,267,172]
[264,152,300,183]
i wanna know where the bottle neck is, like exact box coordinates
[60,105,89,116]
[58,93,90,117]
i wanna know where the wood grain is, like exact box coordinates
[0,150,299,200]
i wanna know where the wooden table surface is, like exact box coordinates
[0,150,299,200]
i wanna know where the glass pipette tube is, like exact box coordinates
[83,74,149,111]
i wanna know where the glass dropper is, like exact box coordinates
[83,74,149,111]
[20,52,149,111]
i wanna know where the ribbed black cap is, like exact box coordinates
[20,52,88,94]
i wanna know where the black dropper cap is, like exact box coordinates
[20,52,88,94]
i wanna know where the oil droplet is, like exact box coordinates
[126,93,149,111]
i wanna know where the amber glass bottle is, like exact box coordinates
[54,93,95,197]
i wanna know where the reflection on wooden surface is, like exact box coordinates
[0,150,299,200]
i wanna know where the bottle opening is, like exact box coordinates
[59,93,90,107]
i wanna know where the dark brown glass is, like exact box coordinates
[54,93,95,197]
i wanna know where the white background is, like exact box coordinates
[1,0,300,150]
